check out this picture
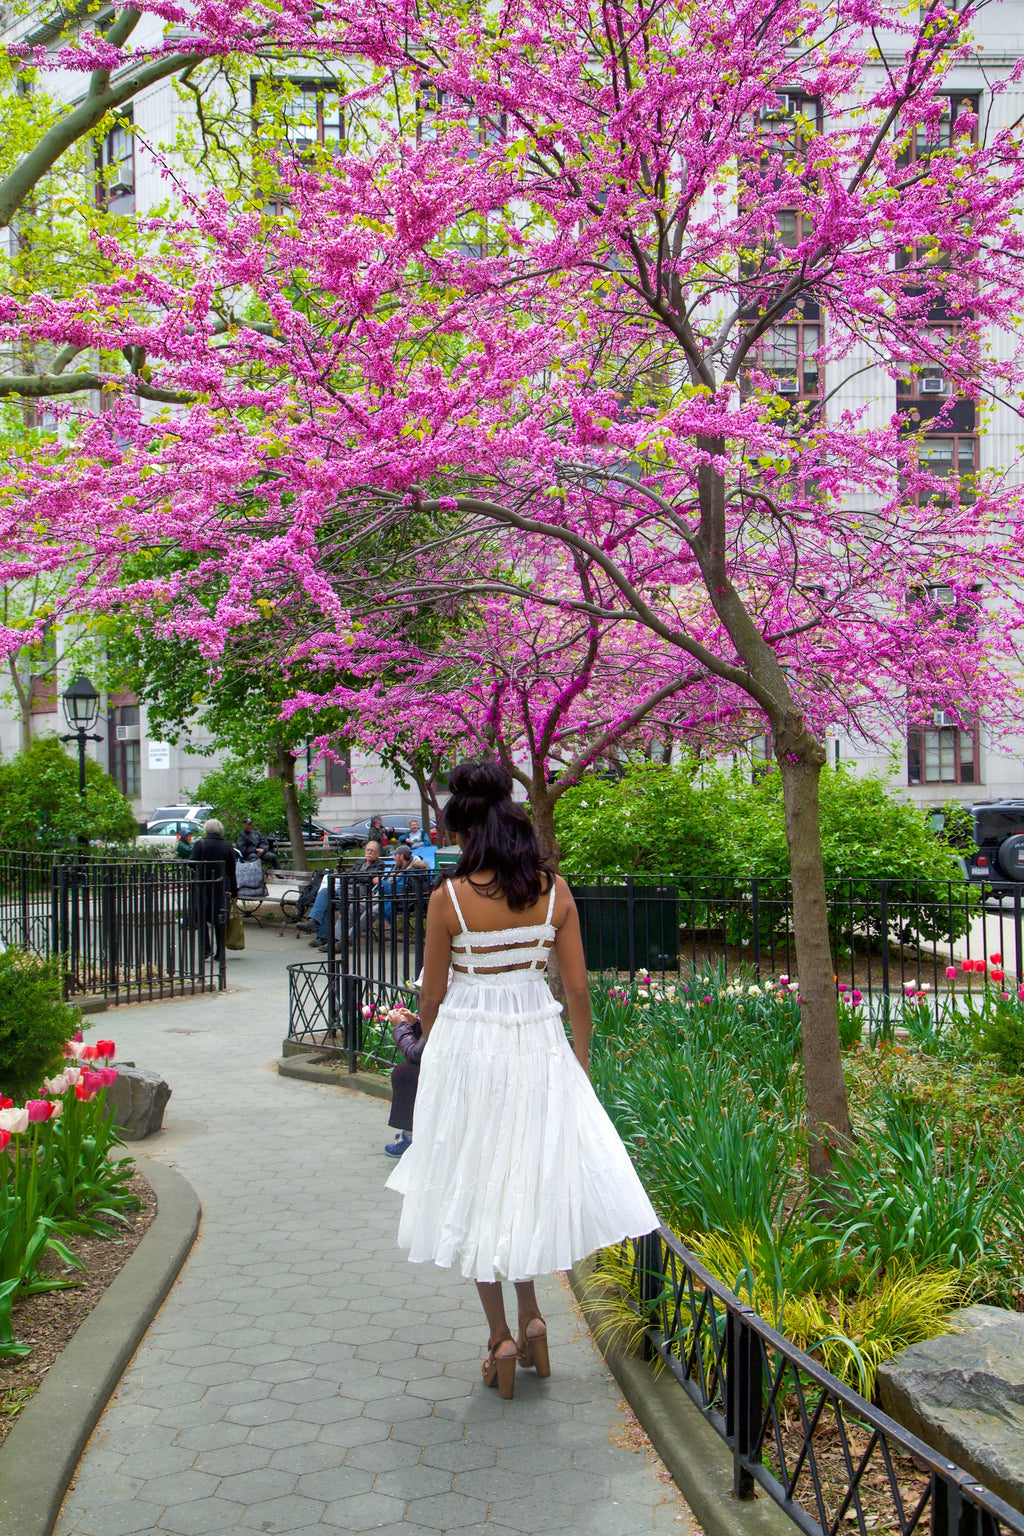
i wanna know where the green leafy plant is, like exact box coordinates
[0,735,138,849]
[0,949,80,1102]
[972,992,1024,1075]
[193,755,317,844]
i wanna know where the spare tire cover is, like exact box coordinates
[997,833,1024,881]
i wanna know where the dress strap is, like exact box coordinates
[446,879,469,933]
[545,880,557,925]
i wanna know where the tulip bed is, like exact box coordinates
[591,964,1024,1394]
[0,1037,138,1360]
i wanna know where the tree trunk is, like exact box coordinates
[8,660,31,751]
[276,747,310,873]
[529,780,559,865]
[529,777,567,1004]
[776,723,853,1185]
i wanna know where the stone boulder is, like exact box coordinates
[106,1066,172,1140]
[877,1305,1024,1515]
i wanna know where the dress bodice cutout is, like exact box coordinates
[447,881,556,977]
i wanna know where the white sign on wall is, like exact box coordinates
[148,742,171,770]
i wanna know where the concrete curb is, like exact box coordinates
[0,1158,201,1536]
[570,1261,797,1536]
[277,1054,392,1102]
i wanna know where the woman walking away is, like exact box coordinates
[387,761,657,1400]
[189,818,238,964]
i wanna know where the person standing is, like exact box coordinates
[189,818,238,962]
[386,761,657,1400]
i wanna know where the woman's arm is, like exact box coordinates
[552,885,591,1075]
[418,885,454,1038]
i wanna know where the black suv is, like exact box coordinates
[966,800,1024,892]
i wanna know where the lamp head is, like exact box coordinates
[62,674,100,733]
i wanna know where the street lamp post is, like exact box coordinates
[305,734,314,838]
[60,674,104,815]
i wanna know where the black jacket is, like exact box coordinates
[189,834,239,910]
[237,828,268,861]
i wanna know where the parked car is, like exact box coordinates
[305,815,421,849]
[137,818,205,852]
[964,800,1024,892]
[147,804,211,830]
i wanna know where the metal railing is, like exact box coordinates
[629,1229,1024,1536]
[0,848,224,1003]
[286,968,414,1071]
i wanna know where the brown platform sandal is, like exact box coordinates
[517,1313,550,1378]
[482,1330,518,1400]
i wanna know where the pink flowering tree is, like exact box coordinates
[6,0,1024,1171]
[290,544,749,858]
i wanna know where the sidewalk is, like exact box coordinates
[56,928,686,1536]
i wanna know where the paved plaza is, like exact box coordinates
[55,926,687,1536]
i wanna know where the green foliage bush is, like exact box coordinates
[973,993,1024,1075]
[556,760,971,945]
[194,755,317,843]
[0,948,81,1101]
[0,736,138,849]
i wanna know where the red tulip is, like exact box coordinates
[0,1097,12,1111]
[0,1129,10,1151]
[990,953,1002,965]
[94,1040,116,1059]
[991,968,1005,983]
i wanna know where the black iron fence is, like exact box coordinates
[286,872,1020,1047]
[627,1229,1024,1536]
[0,849,224,1003]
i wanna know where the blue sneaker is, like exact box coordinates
[384,1131,411,1158]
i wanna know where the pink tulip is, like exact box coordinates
[850,989,863,1004]
[94,1067,118,1087]
[25,1100,56,1123]
[702,996,712,1004]
[945,967,958,981]
[837,983,848,993]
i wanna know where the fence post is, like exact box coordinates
[1014,889,1023,993]
[326,875,339,1048]
[751,879,760,974]
[929,1472,994,1536]
[344,973,359,1075]
[626,877,636,981]
[879,880,890,998]
[634,1230,664,1361]
[725,1308,762,1500]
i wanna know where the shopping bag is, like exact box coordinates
[225,902,245,951]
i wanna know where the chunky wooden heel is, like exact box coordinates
[518,1314,550,1377]
[482,1332,517,1400]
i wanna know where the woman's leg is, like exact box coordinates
[513,1280,549,1374]
[475,1283,517,1351]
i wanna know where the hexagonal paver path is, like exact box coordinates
[55,928,687,1536]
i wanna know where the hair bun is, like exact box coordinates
[447,760,511,807]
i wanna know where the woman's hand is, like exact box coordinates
[387,1007,418,1026]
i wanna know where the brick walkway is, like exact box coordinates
[56,927,685,1536]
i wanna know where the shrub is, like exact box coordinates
[973,993,1024,1075]
[194,756,317,843]
[0,736,138,849]
[0,949,81,1101]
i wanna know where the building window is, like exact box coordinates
[95,111,135,210]
[752,317,820,399]
[896,92,979,168]
[914,434,977,506]
[907,718,978,785]
[417,86,504,149]
[109,703,141,797]
[314,752,351,796]
[252,79,345,156]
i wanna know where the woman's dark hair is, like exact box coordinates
[442,761,554,911]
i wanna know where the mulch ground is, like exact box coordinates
[0,1169,157,1446]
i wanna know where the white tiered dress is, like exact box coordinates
[386,881,658,1282]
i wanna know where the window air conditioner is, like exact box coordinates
[109,180,134,199]
[776,376,800,394]
[931,709,956,729]
[116,724,140,742]
[921,376,945,394]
